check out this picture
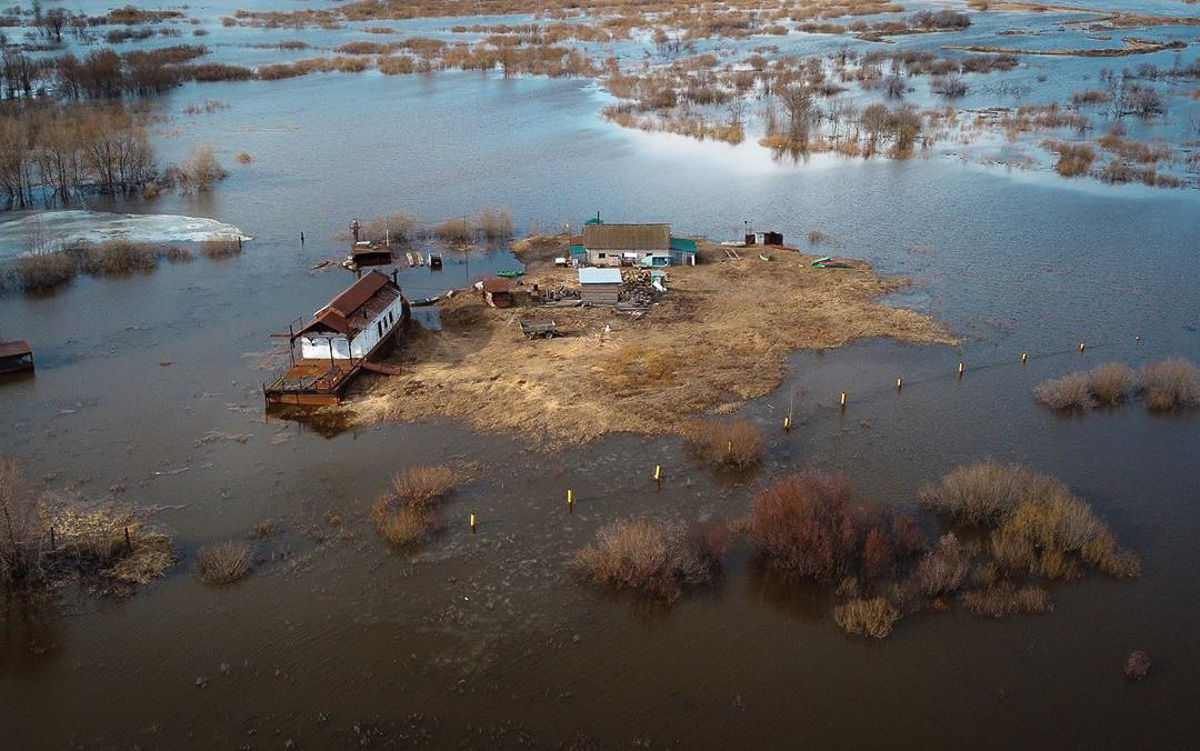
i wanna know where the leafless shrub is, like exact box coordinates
[199,237,242,259]
[962,583,1048,618]
[919,461,1038,525]
[194,541,255,585]
[1089,363,1134,405]
[574,519,726,602]
[1124,650,1151,681]
[914,533,969,595]
[77,240,157,275]
[16,251,77,291]
[435,218,473,243]
[833,597,901,638]
[1137,358,1200,411]
[0,457,46,587]
[473,206,514,240]
[174,144,227,192]
[1034,363,1133,409]
[1041,139,1095,177]
[1034,372,1096,410]
[388,466,454,507]
[749,471,858,581]
[807,229,825,245]
[683,419,765,469]
[236,152,253,164]
[371,501,444,546]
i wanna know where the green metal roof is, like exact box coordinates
[583,217,604,225]
[567,244,586,255]
[669,236,697,252]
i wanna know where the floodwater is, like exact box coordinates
[2,6,1200,750]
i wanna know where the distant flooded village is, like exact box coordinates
[2,1,1199,749]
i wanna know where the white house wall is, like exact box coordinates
[299,296,406,361]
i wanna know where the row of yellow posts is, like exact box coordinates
[467,345,1094,533]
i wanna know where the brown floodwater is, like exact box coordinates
[2,39,1200,751]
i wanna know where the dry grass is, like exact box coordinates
[833,597,901,638]
[199,237,243,259]
[16,251,77,291]
[961,583,1049,618]
[435,218,473,243]
[390,465,455,507]
[574,519,726,602]
[919,461,1040,525]
[344,247,952,444]
[1137,358,1200,411]
[194,541,255,585]
[914,533,969,595]
[371,502,445,546]
[923,462,1140,580]
[683,419,765,468]
[371,465,457,547]
[1038,362,1135,407]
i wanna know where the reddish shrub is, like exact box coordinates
[749,471,858,581]
[1124,650,1151,681]
[860,528,892,580]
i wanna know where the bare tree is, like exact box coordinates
[1,457,47,587]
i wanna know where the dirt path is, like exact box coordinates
[341,243,954,445]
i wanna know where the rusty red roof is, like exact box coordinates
[0,340,32,358]
[297,271,400,340]
[328,270,391,317]
[482,278,511,293]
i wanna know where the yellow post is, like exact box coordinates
[654,465,662,483]
[727,440,733,455]
[896,376,903,390]
[1021,352,1028,364]
[1079,342,1085,352]
[958,361,965,376]
[839,392,847,408]
[567,489,574,513]
[469,513,476,534]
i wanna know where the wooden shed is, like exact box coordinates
[578,267,622,305]
[481,278,513,308]
[0,340,34,375]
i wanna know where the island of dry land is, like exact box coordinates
[341,239,954,444]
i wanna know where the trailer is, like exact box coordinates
[519,320,559,339]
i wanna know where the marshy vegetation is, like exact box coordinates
[1034,358,1199,412]
[10,238,197,292]
[570,461,1137,636]
[338,206,514,246]
[683,419,765,469]
[574,519,727,602]
[0,457,176,593]
[193,540,256,585]
[371,465,457,547]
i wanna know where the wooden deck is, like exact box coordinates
[264,359,359,407]
[0,340,34,375]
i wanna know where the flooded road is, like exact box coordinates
[2,16,1200,751]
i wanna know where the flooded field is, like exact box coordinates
[2,1,1200,748]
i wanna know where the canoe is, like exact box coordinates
[496,269,525,278]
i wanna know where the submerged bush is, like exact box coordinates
[684,419,765,469]
[435,218,473,243]
[1137,358,1200,411]
[749,471,858,581]
[371,465,457,547]
[1124,650,1151,681]
[833,597,901,638]
[473,206,514,240]
[390,465,455,507]
[961,583,1049,618]
[919,461,1040,525]
[16,251,77,291]
[924,462,1140,580]
[1033,363,1133,410]
[199,237,242,259]
[574,519,726,602]
[914,533,969,596]
[194,541,255,585]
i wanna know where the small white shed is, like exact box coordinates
[578,267,622,305]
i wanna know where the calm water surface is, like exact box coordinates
[1,32,1199,751]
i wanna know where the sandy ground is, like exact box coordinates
[341,240,955,445]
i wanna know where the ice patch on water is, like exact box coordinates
[0,210,250,259]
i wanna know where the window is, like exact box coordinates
[598,252,606,259]
[377,321,383,338]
